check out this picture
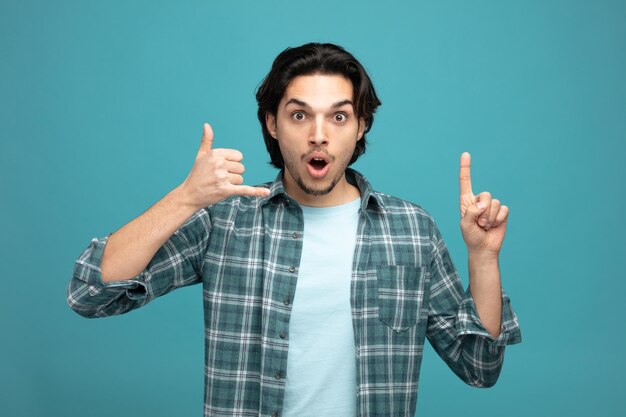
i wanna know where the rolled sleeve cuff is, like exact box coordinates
[73,235,151,301]
[456,287,522,348]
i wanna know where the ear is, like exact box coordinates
[265,113,277,139]
[357,117,366,141]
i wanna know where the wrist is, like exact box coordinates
[468,249,500,264]
[171,183,202,213]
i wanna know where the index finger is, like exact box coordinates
[459,151,473,196]
[212,148,244,162]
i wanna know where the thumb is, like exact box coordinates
[462,200,488,223]
[198,123,214,154]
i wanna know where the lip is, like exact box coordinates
[305,152,330,164]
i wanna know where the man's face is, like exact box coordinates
[266,74,365,206]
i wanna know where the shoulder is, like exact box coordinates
[369,190,447,245]
[372,190,435,224]
[351,169,436,226]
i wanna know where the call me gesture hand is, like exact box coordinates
[181,123,270,210]
[459,152,508,257]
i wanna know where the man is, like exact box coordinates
[67,43,521,417]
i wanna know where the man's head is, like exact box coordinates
[256,43,381,170]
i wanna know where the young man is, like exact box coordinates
[68,43,521,417]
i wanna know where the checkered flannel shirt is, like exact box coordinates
[67,168,521,417]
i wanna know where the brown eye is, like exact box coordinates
[292,112,305,121]
[334,113,347,122]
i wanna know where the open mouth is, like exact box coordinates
[309,157,328,170]
[306,153,331,178]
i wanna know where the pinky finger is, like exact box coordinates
[231,185,271,197]
[494,205,509,226]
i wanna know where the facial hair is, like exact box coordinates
[282,146,354,197]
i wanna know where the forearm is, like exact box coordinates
[101,185,199,282]
[467,251,502,339]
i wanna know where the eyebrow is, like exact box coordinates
[284,98,354,109]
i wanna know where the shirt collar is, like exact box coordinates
[259,168,386,212]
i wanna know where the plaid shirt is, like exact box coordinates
[67,169,521,417]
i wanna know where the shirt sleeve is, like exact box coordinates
[425,219,522,388]
[66,208,211,318]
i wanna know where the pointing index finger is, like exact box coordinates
[459,152,473,196]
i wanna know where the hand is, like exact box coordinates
[180,123,270,210]
[459,152,509,256]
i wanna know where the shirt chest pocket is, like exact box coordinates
[376,265,430,332]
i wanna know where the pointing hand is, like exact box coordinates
[180,123,270,210]
[459,152,509,255]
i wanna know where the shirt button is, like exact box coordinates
[283,298,290,306]
[289,266,296,273]
[292,232,299,239]
[279,331,287,339]
[275,371,283,379]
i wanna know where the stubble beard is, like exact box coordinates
[293,169,343,196]
[284,153,351,197]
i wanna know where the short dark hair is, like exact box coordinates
[256,43,382,169]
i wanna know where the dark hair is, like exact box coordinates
[256,43,382,169]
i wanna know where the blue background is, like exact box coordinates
[1,1,624,416]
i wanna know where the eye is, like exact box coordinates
[334,113,347,123]
[291,111,306,121]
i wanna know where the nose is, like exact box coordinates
[309,116,328,146]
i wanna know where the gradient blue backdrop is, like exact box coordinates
[1,1,624,416]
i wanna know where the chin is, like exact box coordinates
[295,170,344,196]
[298,179,337,196]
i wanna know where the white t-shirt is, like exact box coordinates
[282,198,360,417]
